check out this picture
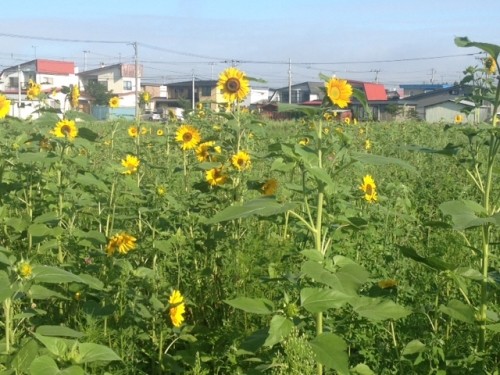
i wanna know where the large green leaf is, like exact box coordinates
[36,325,84,339]
[0,270,12,303]
[309,333,349,375]
[73,343,121,364]
[29,355,84,375]
[74,172,109,193]
[439,299,476,324]
[439,200,495,230]
[399,246,456,271]
[32,265,85,284]
[33,333,73,357]
[300,287,351,313]
[263,315,294,347]
[351,296,411,321]
[11,339,38,374]
[28,285,68,300]
[205,198,297,224]
[224,297,275,315]
[402,339,426,356]
[455,37,500,60]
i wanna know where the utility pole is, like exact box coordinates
[430,68,435,84]
[32,45,37,59]
[288,58,292,105]
[372,69,381,83]
[17,65,22,117]
[83,50,89,71]
[192,70,195,110]
[132,42,139,122]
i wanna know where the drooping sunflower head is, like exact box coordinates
[206,167,227,186]
[51,119,78,140]
[175,125,201,150]
[170,303,186,327]
[217,67,250,103]
[231,151,251,171]
[325,78,353,109]
[106,232,137,256]
[195,141,220,162]
[0,94,11,119]
[26,85,41,100]
[360,175,378,203]
[261,178,278,196]
[454,114,463,124]
[485,56,497,75]
[70,85,80,109]
[121,154,140,174]
[109,96,120,108]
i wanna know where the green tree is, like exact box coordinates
[85,81,113,106]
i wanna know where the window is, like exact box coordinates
[9,77,18,88]
[123,80,132,90]
[42,76,53,84]
[201,86,212,96]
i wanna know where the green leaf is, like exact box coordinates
[33,333,72,357]
[32,265,85,284]
[263,315,294,347]
[455,37,500,60]
[300,287,351,313]
[28,223,52,237]
[404,143,461,156]
[439,200,495,230]
[485,323,500,332]
[398,246,456,271]
[439,299,476,324]
[306,166,335,188]
[75,172,109,193]
[352,363,376,375]
[29,355,85,375]
[28,285,69,300]
[73,343,121,364]
[11,339,38,373]
[351,296,411,321]
[0,271,12,303]
[352,87,369,117]
[402,339,426,356]
[205,197,297,224]
[36,325,84,339]
[309,333,349,375]
[224,297,275,315]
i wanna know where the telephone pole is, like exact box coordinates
[288,58,292,104]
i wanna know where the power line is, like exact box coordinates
[0,32,129,44]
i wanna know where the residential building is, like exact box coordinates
[0,59,78,118]
[399,83,453,98]
[77,63,142,119]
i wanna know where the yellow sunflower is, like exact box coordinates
[261,178,278,196]
[360,175,378,203]
[109,96,120,108]
[106,232,137,256]
[325,78,353,108]
[18,261,33,278]
[157,129,164,136]
[140,91,151,104]
[0,94,11,119]
[121,154,140,174]
[70,85,80,109]
[26,80,41,100]
[128,126,138,137]
[195,141,221,162]
[364,139,372,150]
[51,119,78,140]
[485,56,497,75]
[168,290,185,327]
[231,151,251,171]
[217,67,250,102]
[206,167,227,186]
[299,137,310,146]
[454,114,463,124]
[175,125,201,150]
[344,117,351,125]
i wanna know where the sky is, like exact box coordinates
[1,0,499,90]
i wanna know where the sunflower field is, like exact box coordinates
[0,38,499,375]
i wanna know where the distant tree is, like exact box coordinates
[85,81,113,106]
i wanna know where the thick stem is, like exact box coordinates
[3,298,12,353]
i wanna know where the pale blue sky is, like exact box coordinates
[1,0,499,88]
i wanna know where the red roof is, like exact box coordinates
[36,59,75,75]
[363,83,387,101]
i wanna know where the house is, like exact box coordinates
[0,59,78,119]
[399,83,453,98]
[398,84,491,123]
[141,83,168,112]
[77,63,142,119]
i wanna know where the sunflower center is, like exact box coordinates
[61,125,72,135]
[225,78,241,93]
[330,87,340,99]
[183,132,193,142]
[366,184,373,195]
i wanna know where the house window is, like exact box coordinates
[9,77,18,88]
[42,76,53,84]
[123,80,133,90]
[201,86,211,96]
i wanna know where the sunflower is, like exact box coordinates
[364,139,372,150]
[261,178,278,196]
[70,85,80,109]
[51,119,79,140]
[168,290,186,327]
[109,96,120,108]
[106,232,137,256]
[0,94,11,119]
[141,127,149,135]
[128,126,139,137]
[206,167,227,186]
[156,185,166,196]
[175,125,201,150]
[195,141,221,162]
[485,56,497,75]
[299,137,310,146]
[18,261,33,278]
[121,154,140,174]
[325,78,353,108]
[157,129,164,136]
[140,91,151,104]
[378,279,398,289]
[454,114,463,124]
[360,175,378,203]
[231,151,251,171]
[344,117,351,125]
[217,67,250,102]
[26,80,41,100]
